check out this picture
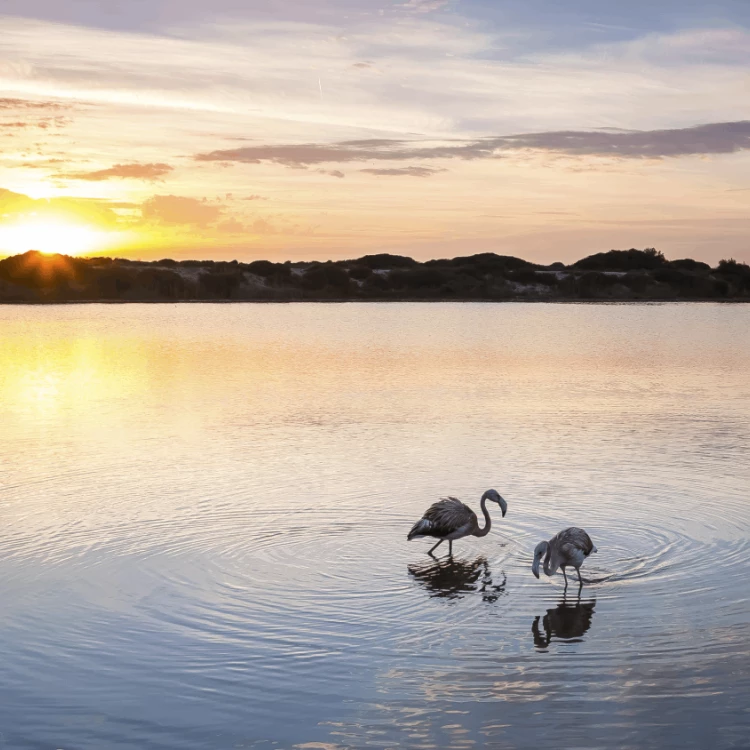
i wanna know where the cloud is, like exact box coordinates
[141,195,223,226]
[62,162,174,181]
[216,217,247,234]
[196,121,750,169]
[194,138,495,166]
[20,158,66,168]
[0,116,68,130]
[361,166,443,176]
[497,121,750,158]
[242,195,268,201]
[318,169,345,178]
[0,98,67,111]
[250,218,276,235]
[402,0,452,12]
[3,16,750,144]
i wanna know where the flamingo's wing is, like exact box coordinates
[557,527,595,556]
[407,497,476,539]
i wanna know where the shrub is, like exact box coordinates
[622,272,651,293]
[507,268,558,286]
[96,268,135,298]
[670,258,710,272]
[136,269,186,299]
[357,253,417,269]
[716,258,750,277]
[361,273,391,293]
[428,253,533,274]
[390,267,450,290]
[573,248,666,271]
[199,270,243,298]
[0,251,82,290]
[247,260,291,279]
[302,263,352,294]
[347,264,372,281]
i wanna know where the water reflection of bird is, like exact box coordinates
[407,489,507,557]
[532,595,596,649]
[532,527,597,589]
[407,555,506,602]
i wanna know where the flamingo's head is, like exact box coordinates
[482,489,507,517]
[532,541,549,579]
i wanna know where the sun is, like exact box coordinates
[0,218,111,257]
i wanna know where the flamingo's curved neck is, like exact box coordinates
[474,496,492,538]
[543,543,553,576]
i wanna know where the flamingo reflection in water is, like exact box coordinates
[407,555,506,602]
[532,595,596,649]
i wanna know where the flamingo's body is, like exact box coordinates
[407,489,507,556]
[532,527,597,588]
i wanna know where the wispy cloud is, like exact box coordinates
[0,97,68,111]
[499,121,750,158]
[195,121,750,169]
[194,139,496,166]
[0,116,69,130]
[3,16,750,138]
[62,162,174,181]
[361,166,444,176]
[402,0,452,13]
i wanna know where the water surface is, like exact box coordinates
[0,303,748,749]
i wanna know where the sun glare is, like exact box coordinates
[0,219,110,257]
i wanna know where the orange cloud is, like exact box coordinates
[141,195,223,226]
[62,162,174,182]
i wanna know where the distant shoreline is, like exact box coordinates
[2,297,749,306]
[1,248,749,303]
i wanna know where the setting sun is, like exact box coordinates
[0,218,110,257]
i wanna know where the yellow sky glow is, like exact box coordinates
[0,218,115,257]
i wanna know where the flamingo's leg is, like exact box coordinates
[562,567,568,589]
[428,539,443,556]
[449,540,453,556]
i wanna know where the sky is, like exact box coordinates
[0,0,749,263]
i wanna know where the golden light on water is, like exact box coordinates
[0,218,112,257]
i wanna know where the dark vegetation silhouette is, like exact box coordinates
[0,248,748,302]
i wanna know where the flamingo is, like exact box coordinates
[407,489,507,557]
[532,527,597,589]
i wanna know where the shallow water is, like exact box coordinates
[0,302,748,749]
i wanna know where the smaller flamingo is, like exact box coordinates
[532,527,597,589]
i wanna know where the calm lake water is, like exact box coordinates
[0,303,748,749]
